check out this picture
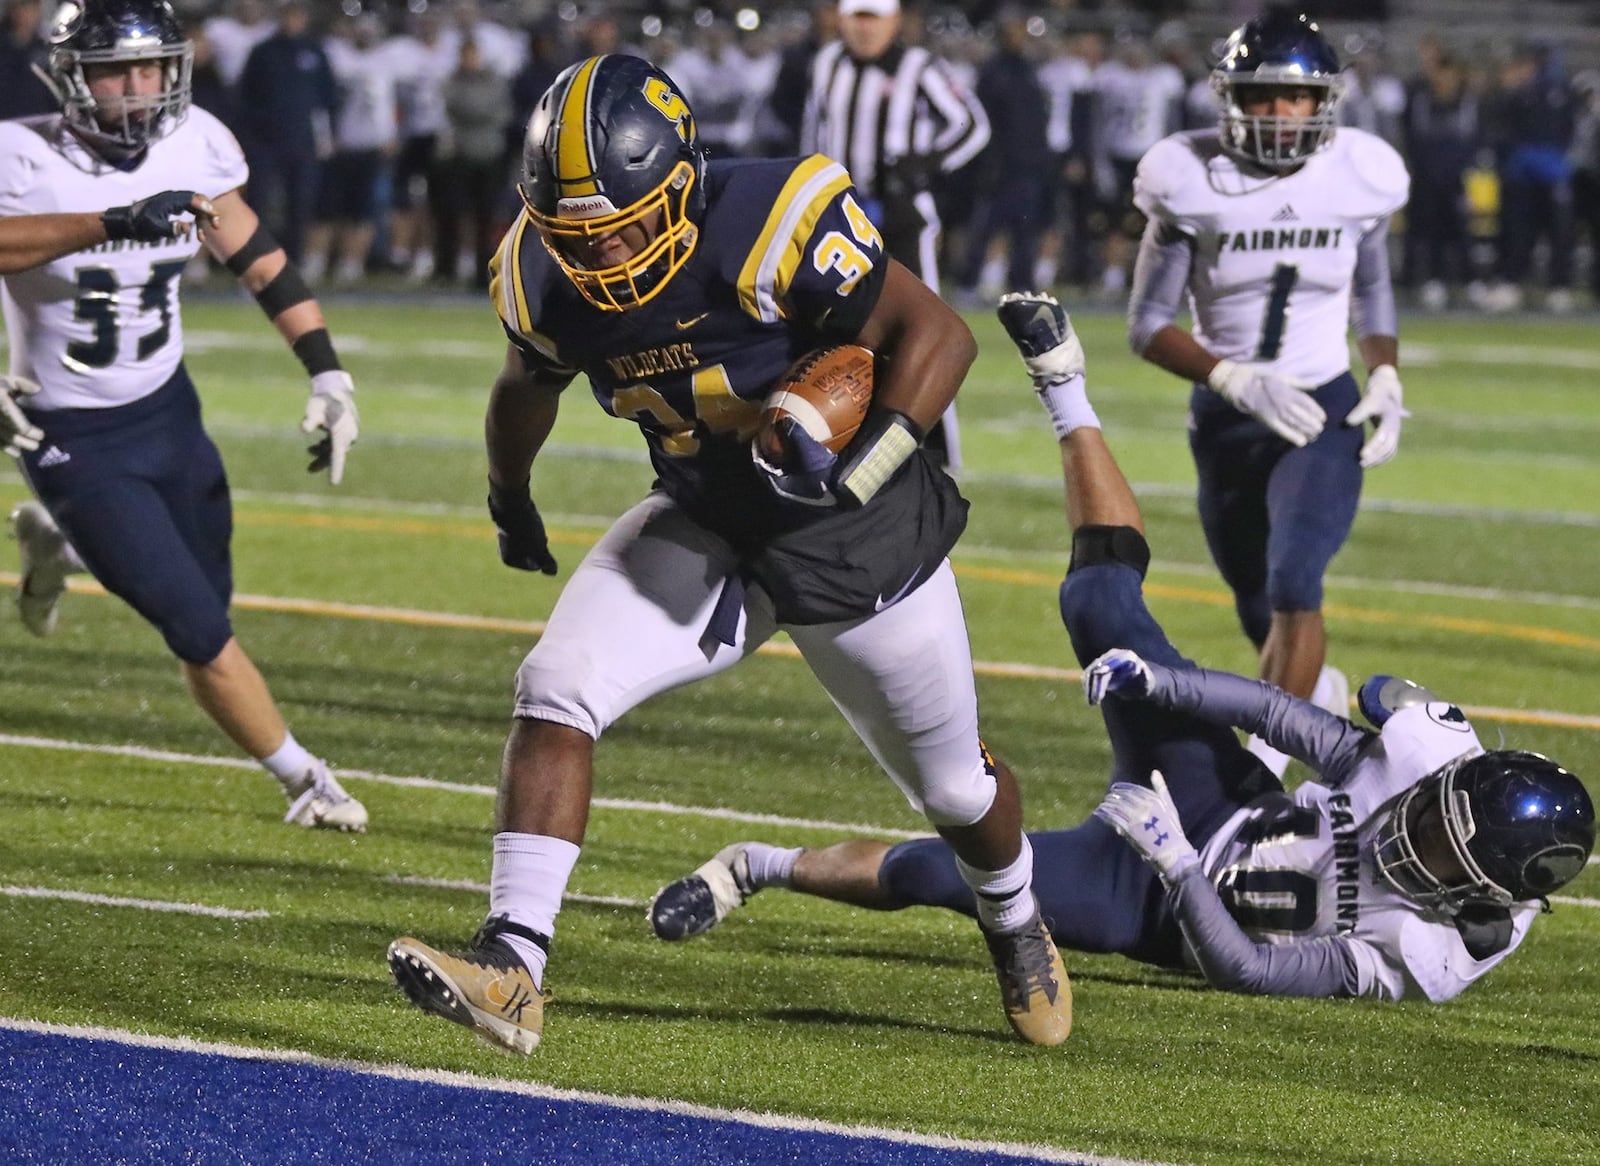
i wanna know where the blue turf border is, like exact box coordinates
[0,1024,1107,1166]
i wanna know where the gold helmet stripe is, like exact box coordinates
[555,55,604,198]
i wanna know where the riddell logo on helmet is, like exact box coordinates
[558,195,619,219]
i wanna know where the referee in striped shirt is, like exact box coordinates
[801,0,989,467]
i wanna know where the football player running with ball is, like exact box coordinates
[0,0,365,831]
[651,293,1595,1004]
[387,55,1071,1052]
[1128,9,1410,776]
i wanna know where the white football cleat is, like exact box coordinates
[283,760,368,832]
[648,842,757,941]
[10,501,70,637]
[996,292,1086,387]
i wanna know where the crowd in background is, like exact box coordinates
[3,0,1598,311]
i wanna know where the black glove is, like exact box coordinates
[102,190,208,243]
[487,482,557,574]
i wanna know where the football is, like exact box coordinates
[755,344,875,464]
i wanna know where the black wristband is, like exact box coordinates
[291,328,341,376]
[223,223,281,276]
[254,265,316,319]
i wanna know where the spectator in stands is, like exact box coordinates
[188,25,240,134]
[446,0,523,81]
[387,6,455,280]
[1486,41,1578,312]
[507,21,566,171]
[1091,32,1184,298]
[0,0,53,120]
[671,22,766,160]
[236,0,337,264]
[954,11,1051,305]
[1572,71,1600,305]
[202,0,272,90]
[436,36,510,288]
[308,11,398,285]
[1402,51,1480,310]
[763,1,838,156]
[1036,29,1101,291]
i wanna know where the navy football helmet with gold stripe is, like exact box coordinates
[519,54,708,311]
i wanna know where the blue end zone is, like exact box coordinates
[0,1024,1100,1165]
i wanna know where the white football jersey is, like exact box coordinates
[0,107,248,411]
[1133,128,1408,384]
[1198,703,1536,1002]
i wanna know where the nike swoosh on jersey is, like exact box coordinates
[675,312,711,330]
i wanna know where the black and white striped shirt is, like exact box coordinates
[800,41,990,198]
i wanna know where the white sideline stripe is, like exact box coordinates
[0,1018,1160,1166]
[385,875,643,908]
[0,734,932,841]
[0,884,269,919]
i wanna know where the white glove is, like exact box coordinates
[1344,364,1408,468]
[1093,770,1199,884]
[301,370,359,485]
[1207,359,1325,447]
[1082,647,1154,706]
[0,375,43,458]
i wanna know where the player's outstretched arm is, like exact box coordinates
[202,189,359,484]
[0,193,216,275]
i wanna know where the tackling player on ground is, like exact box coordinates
[0,0,365,831]
[650,292,1595,1003]
[1128,9,1411,775]
[386,55,1070,1052]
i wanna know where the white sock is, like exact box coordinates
[259,732,316,787]
[1036,372,1100,438]
[1247,735,1291,778]
[490,832,581,988]
[1033,255,1058,288]
[743,843,803,889]
[956,835,1036,933]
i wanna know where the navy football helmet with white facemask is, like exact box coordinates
[1211,9,1344,173]
[41,0,193,161]
[1374,751,1595,917]
[519,54,709,312]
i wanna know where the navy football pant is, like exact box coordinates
[1188,372,1363,647]
[879,560,1278,969]
[21,366,235,664]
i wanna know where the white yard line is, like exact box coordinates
[0,884,269,919]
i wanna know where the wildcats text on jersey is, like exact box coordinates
[1214,226,1345,254]
[605,342,702,382]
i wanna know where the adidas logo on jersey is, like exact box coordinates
[1272,204,1299,222]
[36,446,70,468]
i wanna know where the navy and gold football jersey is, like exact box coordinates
[489,154,890,548]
